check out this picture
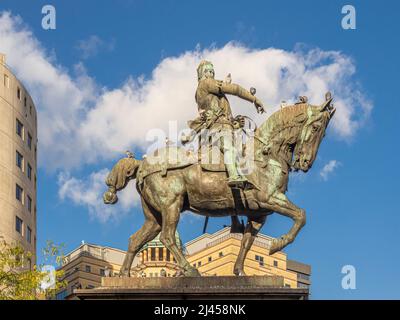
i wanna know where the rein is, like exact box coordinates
[239,112,306,169]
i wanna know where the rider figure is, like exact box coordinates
[185,60,265,189]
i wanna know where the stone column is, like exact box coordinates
[155,247,159,261]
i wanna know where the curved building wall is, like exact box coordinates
[0,54,37,266]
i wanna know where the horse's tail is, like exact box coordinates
[103,155,142,205]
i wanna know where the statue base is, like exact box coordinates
[70,276,309,300]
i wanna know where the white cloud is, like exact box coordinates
[320,160,341,181]
[58,169,140,222]
[76,35,115,59]
[0,11,372,172]
[0,12,371,222]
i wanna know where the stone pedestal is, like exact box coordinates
[70,276,309,300]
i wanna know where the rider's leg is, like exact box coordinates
[219,128,248,188]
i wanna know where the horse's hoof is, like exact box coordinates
[118,271,130,277]
[233,269,246,276]
[268,240,281,255]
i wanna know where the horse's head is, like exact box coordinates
[292,95,336,172]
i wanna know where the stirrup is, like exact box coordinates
[227,177,248,189]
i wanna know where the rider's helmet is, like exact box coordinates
[197,60,214,81]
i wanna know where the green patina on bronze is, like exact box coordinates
[103,62,336,277]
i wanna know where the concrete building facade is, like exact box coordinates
[0,54,38,266]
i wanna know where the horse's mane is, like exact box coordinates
[256,103,309,142]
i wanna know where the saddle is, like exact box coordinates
[137,145,259,192]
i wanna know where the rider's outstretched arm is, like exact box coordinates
[202,78,256,103]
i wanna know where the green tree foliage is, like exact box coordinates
[0,238,66,300]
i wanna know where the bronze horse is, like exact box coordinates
[103,95,336,277]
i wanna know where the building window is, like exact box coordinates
[16,184,23,203]
[208,256,212,262]
[17,87,21,100]
[4,74,9,88]
[159,247,163,261]
[100,269,105,276]
[30,105,32,115]
[27,226,32,243]
[198,261,202,267]
[298,273,310,281]
[219,252,223,258]
[273,260,278,267]
[27,195,32,213]
[16,119,24,139]
[255,255,264,266]
[16,216,23,234]
[24,96,27,107]
[16,151,24,170]
[34,145,37,161]
[27,163,32,180]
[150,247,156,261]
[85,265,91,273]
[166,250,171,261]
[298,283,309,289]
[34,175,37,190]
[27,133,32,149]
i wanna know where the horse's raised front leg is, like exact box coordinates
[159,197,201,277]
[264,192,306,255]
[120,199,162,277]
[233,215,267,276]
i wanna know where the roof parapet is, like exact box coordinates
[0,53,5,65]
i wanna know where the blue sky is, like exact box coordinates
[1,0,399,299]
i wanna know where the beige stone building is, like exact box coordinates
[0,54,38,267]
[55,242,140,300]
[185,227,311,289]
[57,228,310,299]
[131,232,182,278]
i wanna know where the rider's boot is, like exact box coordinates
[224,149,248,189]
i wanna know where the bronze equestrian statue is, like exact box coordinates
[103,62,336,277]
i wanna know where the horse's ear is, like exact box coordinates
[320,97,333,112]
[329,108,336,119]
